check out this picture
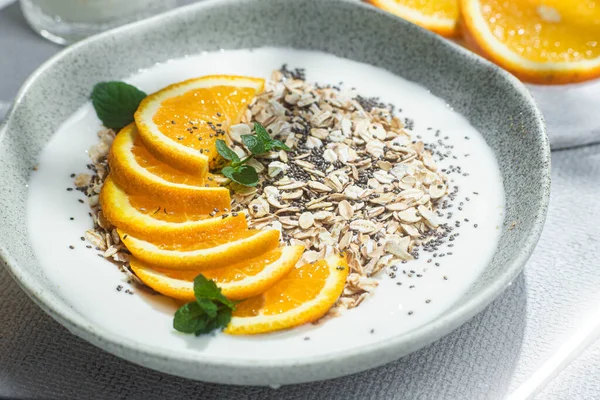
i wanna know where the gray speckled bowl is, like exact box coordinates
[0,0,549,385]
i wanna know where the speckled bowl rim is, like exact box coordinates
[0,0,550,385]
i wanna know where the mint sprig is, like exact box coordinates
[217,122,290,187]
[91,81,147,130]
[173,275,236,336]
[252,122,290,152]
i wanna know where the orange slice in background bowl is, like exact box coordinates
[99,176,246,243]
[120,228,281,270]
[107,124,231,212]
[366,0,460,37]
[460,0,600,84]
[134,75,264,177]
[225,254,349,335]
[129,245,304,301]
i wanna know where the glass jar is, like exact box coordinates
[20,0,178,45]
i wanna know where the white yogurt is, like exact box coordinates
[26,48,504,361]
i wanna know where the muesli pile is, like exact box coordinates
[227,67,449,314]
[74,129,140,285]
[75,66,451,313]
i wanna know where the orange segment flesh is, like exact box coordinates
[225,254,349,335]
[461,0,600,83]
[99,176,246,243]
[234,260,330,316]
[153,230,257,251]
[129,134,214,187]
[120,228,281,270]
[367,0,460,37]
[135,75,264,177]
[152,86,256,165]
[108,124,230,211]
[129,245,304,301]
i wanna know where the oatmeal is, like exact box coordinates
[224,68,450,313]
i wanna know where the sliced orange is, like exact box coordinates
[134,75,264,177]
[461,0,600,84]
[367,0,460,37]
[108,124,230,210]
[225,254,349,335]
[99,176,246,243]
[129,245,304,301]
[120,228,280,270]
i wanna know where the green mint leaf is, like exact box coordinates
[173,302,206,334]
[241,134,266,155]
[214,307,233,330]
[196,298,218,318]
[221,165,237,181]
[173,275,237,336]
[228,165,259,187]
[251,122,290,153]
[195,307,232,335]
[91,81,146,130]
[253,121,272,144]
[268,139,291,152]
[215,139,240,162]
[193,274,235,310]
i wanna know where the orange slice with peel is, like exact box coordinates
[129,245,304,301]
[460,0,600,84]
[366,0,460,37]
[120,229,280,270]
[99,176,246,243]
[134,75,264,177]
[108,124,230,211]
[225,254,349,335]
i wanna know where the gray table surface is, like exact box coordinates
[2,2,600,399]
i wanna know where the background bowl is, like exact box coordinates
[0,0,549,385]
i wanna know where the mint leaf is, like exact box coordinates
[194,306,233,335]
[253,121,272,144]
[221,166,237,181]
[230,165,259,186]
[211,307,233,333]
[251,122,290,153]
[241,134,266,155]
[173,302,207,334]
[268,139,291,152]
[196,298,218,318]
[173,275,236,336]
[215,307,233,327]
[221,165,259,187]
[218,122,288,188]
[215,139,240,162]
[91,81,146,129]
[193,275,235,309]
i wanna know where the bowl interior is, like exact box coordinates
[0,0,549,384]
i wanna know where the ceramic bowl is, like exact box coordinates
[0,0,549,385]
